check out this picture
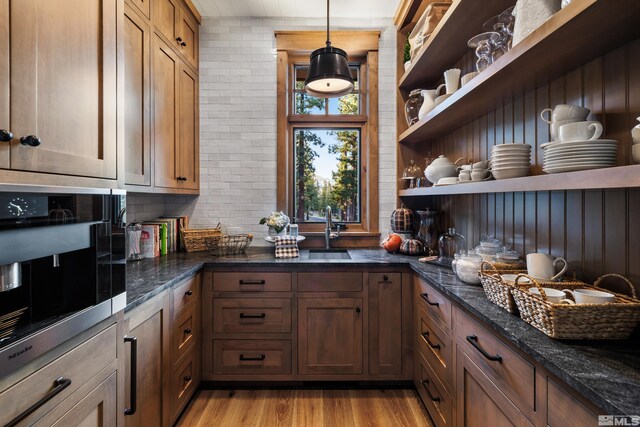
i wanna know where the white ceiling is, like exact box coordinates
[191,0,400,18]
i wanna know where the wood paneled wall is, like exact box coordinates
[401,38,640,294]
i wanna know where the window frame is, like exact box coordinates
[275,31,380,245]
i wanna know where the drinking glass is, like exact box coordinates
[468,32,500,72]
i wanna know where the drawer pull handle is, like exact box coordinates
[185,290,193,296]
[355,307,361,313]
[420,379,440,402]
[466,335,502,362]
[239,354,266,361]
[183,375,192,382]
[124,336,138,415]
[239,313,266,319]
[383,275,389,281]
[239,280,266,285]
[6,377,72,427]
[184,328,192,334]
[421,293,439,306]
[421,331,441,350]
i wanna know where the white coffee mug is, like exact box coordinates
[458,170,471,181]
[558,121,603,142]
[526,253,568,281]
[461,71,478,87]
[540,104,591,124]
[528,287,574,304]
[443,68,461,94]
[562,288,616,304]
[471,169,490,181]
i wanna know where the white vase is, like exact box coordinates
[268,227,285,238]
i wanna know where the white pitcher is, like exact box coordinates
[418,84,445,120]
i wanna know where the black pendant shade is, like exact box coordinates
[303,0,354,98]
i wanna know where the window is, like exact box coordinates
[275,31,380,245]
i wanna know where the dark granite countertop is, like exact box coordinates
[126,247,640,416]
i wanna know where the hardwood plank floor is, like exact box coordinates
[176,388,434,427]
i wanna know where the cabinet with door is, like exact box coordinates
[0,0,119,186]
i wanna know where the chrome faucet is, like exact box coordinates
[324,206,340,249]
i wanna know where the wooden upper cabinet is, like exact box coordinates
[153,0,179,46]
[124,5,152,186]
[178,63,198,189]
[128,0,150,19]
[178,7,199,69]
[369,273,403,375]
[9,0,117,179]
[0,0,8,169]
[153,35,180,189]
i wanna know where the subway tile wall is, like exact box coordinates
[127,17,397,245]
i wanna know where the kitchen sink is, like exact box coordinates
[308,250,352,260]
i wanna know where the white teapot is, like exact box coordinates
[425,155,465,185]
[418,84,445,120]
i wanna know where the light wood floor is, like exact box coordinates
[176,388,434,427]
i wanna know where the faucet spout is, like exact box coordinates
[324,206,340,249]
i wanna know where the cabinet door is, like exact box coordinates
[153,0,179,46]
[298,298,363,375]
[124,292,171,427]
[0,0,8,169]
[152,35,180,189]
[124,5,152,186]
[9,0,117,179]
[127,0,150,19]
[178,7,199,69]
[36,372,118,427]
[456,345,533,427]
[178,62,199,189]
[369,272,402,375]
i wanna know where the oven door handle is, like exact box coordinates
[6,377,72,427]
[124,336,138,415]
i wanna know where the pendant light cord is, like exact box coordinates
[326,0,331,47]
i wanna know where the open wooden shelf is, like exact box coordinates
[398,165,640,196]
[398,0,513,91]
[398,0,640,144]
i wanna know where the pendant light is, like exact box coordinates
[303,0,354,98]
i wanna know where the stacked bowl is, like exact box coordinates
[490,144,532,179]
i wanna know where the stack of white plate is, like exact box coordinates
[541,139,617,173]
[490,144,532,179]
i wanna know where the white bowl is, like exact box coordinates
[435,177,458,186]
[492,144,532,151]
[491,161,531,168]
[492,167,530,180]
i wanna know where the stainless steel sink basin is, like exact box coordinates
[308,250,351,260]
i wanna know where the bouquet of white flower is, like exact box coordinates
[259,211,290,233]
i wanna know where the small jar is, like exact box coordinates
[437,228,466,265]
[474,244,501,262]
[494,247,525,269]
[455,250,484,285]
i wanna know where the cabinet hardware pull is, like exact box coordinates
[383,275,389,281]
[6,377,72,427]
[420,379,440,402]
[124,336,138,415]
[421,293,439,306]
[355,307,361,313]
[181,41,187,46]
[0,129,13,142]
[185,290,193,296]
[239,354,266,361]
[239,279,266,285]
[239,312,266,319]
[19,135,41,147]
[176,36,183,42]
[177,176,188,181]
[466,335,502,362]
[184,328,192,334]
[422,331,441,349]
[183,375,192,382]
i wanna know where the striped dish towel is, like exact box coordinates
[275,236,299,258]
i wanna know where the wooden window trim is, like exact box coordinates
[276,31,380,247]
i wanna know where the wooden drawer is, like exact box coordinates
[213,298,292,333]
[298,272,363,292]
[414,276,452,331]
[455,308,536,412]
[416,351,452,427]
[212,340,292,375]
[547,378,599,427]
[174,304,197,363]
[171,351,199,421]
[417,305,452,390]
[173,274,200,316]
[213,272,292,292]
[0,324,117,426]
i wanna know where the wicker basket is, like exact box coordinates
[479,262,586,314]
[205,234,253,256]
[511,274,640,340]
[180,224,222,252]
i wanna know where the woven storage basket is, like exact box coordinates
[180,224,222,252]
[205,234,253,256]
[511,274,640,340]
[479,262,586,314]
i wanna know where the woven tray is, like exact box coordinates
[479,262,585,314]
[205,234,253,256]
[511,274,640,340]
[180,224,222,252]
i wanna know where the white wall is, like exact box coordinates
[127,17,397,245]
